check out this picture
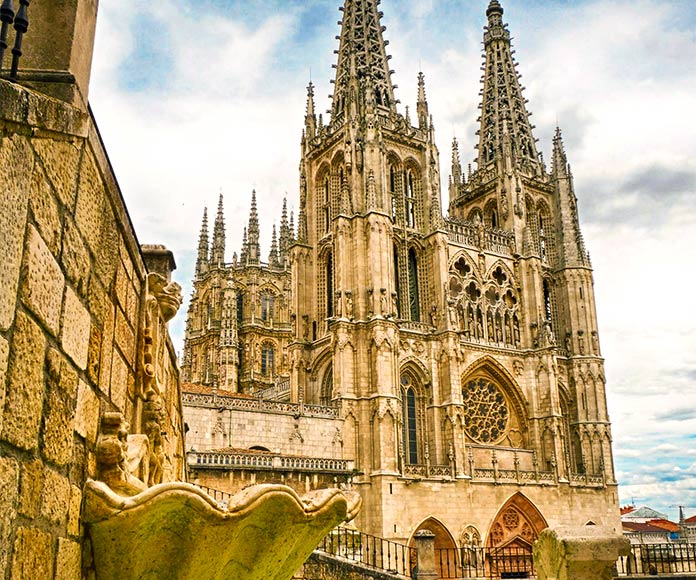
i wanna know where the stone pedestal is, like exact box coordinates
[413,530,438,580]
[14,0,99,110]
[533,526,630,580]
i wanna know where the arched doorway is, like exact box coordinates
[486,493,547,578]
[409,518,457,579]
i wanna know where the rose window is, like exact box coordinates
[462,378,509,443]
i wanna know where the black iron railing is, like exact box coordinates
[192,483,234,507]
[0,0,29,80]
[437,546,535,579]
[317,526,415,577]
[615,543,696,576]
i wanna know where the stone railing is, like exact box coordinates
[188,450,354,474]
[256,377,291,402]
[399,321,433,334]
[402,464,453,479]
[445,219,514,257]
[181,392,339,419]
[570,473,605,487]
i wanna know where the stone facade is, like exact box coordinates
[181,0,621,561]
[0,20,185,577]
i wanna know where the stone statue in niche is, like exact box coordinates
[380,288,388,316]
[367,288,374,318]
[302,315,310,340]
[565,332,572,353]
[591,331,599,355]
[96,413,148,496]
[143,395,165,486]
[391,292,398,318]
[578,331,585,354]
[430,305,439,327]
[335,291,343,318]
[345,291,354,320]
[448,299,458,329]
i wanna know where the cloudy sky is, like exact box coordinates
[89,0,696,520]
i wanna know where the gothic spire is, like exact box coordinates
[195,207,209,279]
[305,82,317,139]
[449,137,463,203]
[246,190,261,264]
[331,0,397,124]
[269,224,279,267]
[416,72,429,129]
[476,0,540,172]
[279,197,290,261]
[211,192,226,266]
[240,227,248,264]
[552,127,590,267]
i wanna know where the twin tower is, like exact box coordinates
[182,0,618,547]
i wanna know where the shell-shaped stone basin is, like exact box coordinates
[83,480,362,580]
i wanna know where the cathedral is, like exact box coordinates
[181,0,620,561]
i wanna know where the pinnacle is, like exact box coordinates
[487,0,504,19]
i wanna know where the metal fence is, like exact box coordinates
[437,547,535,579]
[0,0,29,80]
[317,526,415,577]
[616,543,696,576]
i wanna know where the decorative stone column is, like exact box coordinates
[413,530,438,580]
[533,526,630,580]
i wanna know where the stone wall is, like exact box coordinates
[185,397,344,457]
[0,78,185,580]
[294,552,403,580]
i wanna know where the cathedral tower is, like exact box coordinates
[182,0,619,555]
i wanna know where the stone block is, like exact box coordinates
[56,538,81,580]
[533,526,631,580]
[110,349,129,411]
[94,207,119,288]
[11,527,54,580]
[40,467,72,525]
[98,305,115,396]
[19,460,46,523]
[1,311,46,450]
[21,224,65,336]
[46,347,79,399]
[61,286,91,370]
[0,456,19,578]
[32,138,82,209]
[29,164,62,257]
[0,336,8,435]
[115,264,129,311]
[115,306,135,367]
[74,148,104,256]
[0,134,32,332]
[87,275,108,323]
[74,380,100,444]
[62,215,91,297]
[87,324,102,385]
[42,385,75,466]
[67,485,82,537]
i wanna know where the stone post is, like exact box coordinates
[413,530,438,580]
[533,526,630,580]
[142,245,177,282]
[13,0,99,110]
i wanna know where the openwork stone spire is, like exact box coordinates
[477,0,539,171]
[211,192,226,266]
[305,82,317,139]
[331,0,397,124]
[246,190,261,264]
[416,71,429,129]
[195,207,209,279]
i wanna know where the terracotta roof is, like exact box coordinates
[621,506,636,515]
[647,519,680,532]
[622,522,671,534]
[181,383,257,399]
[686,515,696,524]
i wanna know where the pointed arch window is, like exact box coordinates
[261,343,275,377]
[236,292,244,322]
[390,166,398,221]
[320,366,334,407]
[408,248,420,322]
[401,374,420,465]
[543,279,554,330]
[261,293,275,321]
[326,253,334,318]
[324,175,331,234]
[405,169,416,228]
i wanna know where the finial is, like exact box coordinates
[487,0,504,19]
